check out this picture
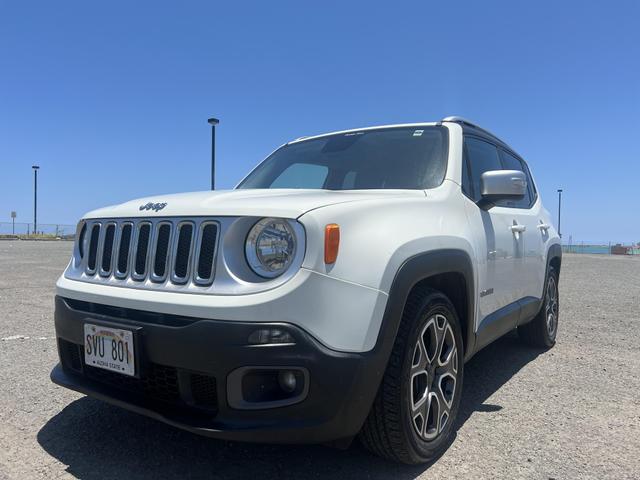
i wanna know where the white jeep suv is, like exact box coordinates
[52,116,561,464]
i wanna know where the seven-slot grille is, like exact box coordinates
[79,219,219,287]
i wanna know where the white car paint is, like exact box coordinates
[58,121,561,353]
[84,189,425,220]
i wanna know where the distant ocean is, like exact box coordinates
[564,245,611,254]
[563,245,640,255]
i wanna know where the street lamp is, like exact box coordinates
[557,188,563,239]
[32,165,40,235]
[207,118,220,190]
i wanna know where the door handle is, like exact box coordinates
[510,224,526,233]
[537,223,551,231]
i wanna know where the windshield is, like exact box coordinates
[237,126,448,190]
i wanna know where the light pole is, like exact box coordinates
[32,165,40,235]
[207,118,220,190]
[557,188,563,239]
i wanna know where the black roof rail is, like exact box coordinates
[441,116,506,145]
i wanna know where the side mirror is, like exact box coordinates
[478,170,526,210]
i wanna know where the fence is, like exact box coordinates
[0,222,76,239]
[2,223,638,253]
[562,240,640,256]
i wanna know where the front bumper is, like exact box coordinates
[56,268,388,353]
[52,296,386,444]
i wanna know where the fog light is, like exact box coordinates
[278,370,297,393]
[248,328,295,345]
[229,366,309,409]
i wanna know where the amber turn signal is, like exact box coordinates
[324,224,340,264]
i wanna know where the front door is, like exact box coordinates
[462,136,525,330]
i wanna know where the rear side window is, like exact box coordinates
[497,150,531,208]
[522,161,537,204]
[463,137,502,202]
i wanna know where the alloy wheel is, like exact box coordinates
[545,276,559,338]
[410,313,458,441]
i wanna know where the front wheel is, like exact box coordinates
[359,289,464,464]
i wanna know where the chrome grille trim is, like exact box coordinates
[77,218,219,288]
[86,223,101,275]
[150,222,173,283]
[131,221,152,281]
[115,222,133,278]
[99,222,117,277]
[170,221,196,285]
[66,216,306,296]
[193,221,219,286]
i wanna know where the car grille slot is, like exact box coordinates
[80,218,219,288]
[172,223,193,283]
[87,224,101,273]
[116,223,133,276]
[196,223,218,284]
[152,223,172,281]
[134,223,151,278]
[78,223,87,259]
[100,223,116,275]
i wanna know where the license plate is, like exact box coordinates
[84,323,135,376]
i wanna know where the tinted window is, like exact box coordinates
[522,161,537,202]
[238,126,448,190]
[341,171,357,189]
[461,152,473,198]
[464,137,502,201]
[271,163,328,189]
[497,150,531,208]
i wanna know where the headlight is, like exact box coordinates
[245,218,297,278]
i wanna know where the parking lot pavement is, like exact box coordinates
[1,241,639,479]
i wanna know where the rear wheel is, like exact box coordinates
[518,266,559,348]
[359,289,464,464]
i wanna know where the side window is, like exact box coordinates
[270,163,328,189]
[497,150,531,208]
[522,161,537,204]
[341,171,357,189]
[464,137,502,202]
[461,151,473,198]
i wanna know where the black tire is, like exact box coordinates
[359,288,464,464]
[518,266,559,348]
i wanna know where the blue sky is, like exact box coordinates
[1,1,639,242]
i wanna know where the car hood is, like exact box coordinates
[82,188,425,219]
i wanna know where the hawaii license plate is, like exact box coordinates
[84,323,135,376]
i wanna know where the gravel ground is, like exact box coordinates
[0,241,639,479]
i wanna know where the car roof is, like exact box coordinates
[287,122,440,144]
[286,117,520,159]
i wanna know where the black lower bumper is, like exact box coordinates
[52,296,386,444]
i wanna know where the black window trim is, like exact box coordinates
[461,132,538,210]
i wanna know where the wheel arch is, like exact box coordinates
[527,242,561,319]
[349,249,476,442]
[547,242,562,277]
[375,249,476,364]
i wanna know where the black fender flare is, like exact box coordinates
[546,243,562,277]
[336,249,476,438]
[371,249,476,369]
[536,242,562,314]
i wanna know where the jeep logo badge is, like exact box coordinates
[139,202,167,212]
